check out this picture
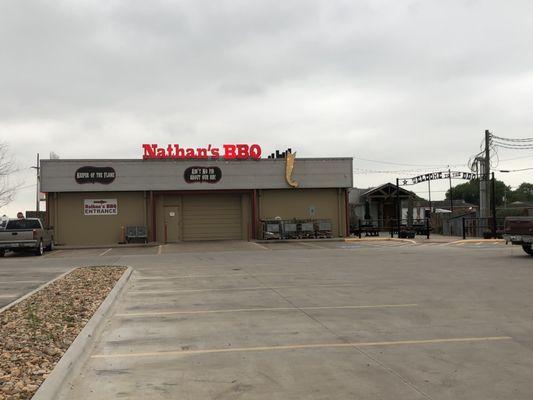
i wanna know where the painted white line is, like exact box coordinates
[99,248,112,257]
[0,294,18,299]
[92,336,512,359]
[157,245,162,255]
[43,250,63,258]
[0,280,46,284]
[250,242,270,250]
[136,272,299,280]
[298,242,324,249]
[128,283,361,295]
[116,303,419,317]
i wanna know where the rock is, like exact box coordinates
[43,347,59,356]
[0,266,126,400]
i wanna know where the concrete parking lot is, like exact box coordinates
[7,240,522,400]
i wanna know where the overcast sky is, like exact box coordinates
[1,0,533,216]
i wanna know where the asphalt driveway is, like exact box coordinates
[50,241,533,400]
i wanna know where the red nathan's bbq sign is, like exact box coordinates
[142,144,262,160]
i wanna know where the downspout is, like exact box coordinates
[251,189,257,240]
[150,191,156,242]
[344,189,350,237]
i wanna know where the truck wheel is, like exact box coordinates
[35,240,44,256]
[0,249,5,257]
[522,244,533,256]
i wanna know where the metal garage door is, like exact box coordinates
[182,194,242,240]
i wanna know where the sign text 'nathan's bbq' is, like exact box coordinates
[184,167,222,183]
[142,144,262,160]
[84,199,118,216]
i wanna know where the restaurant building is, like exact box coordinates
[40,145,352,245]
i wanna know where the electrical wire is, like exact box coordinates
[497,167,533,173]
[354,157,465,168]
[354,168,449,175]
[491,134,533,142]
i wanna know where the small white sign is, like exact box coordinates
[84,199,118,216]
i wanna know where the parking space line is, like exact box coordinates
[298,242,324,249]
[91,336,512,359]
[0,280,45,284]
[135,272,300,280]
[128,283,362,295]
[0,294,18,298]
[43,250,63,258]
[99,248,112,257]
[250,242,270,250]
[157,245,162,255]
[116,303,419,317]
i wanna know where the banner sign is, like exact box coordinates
[75,166,116,184]
[184,166,222,183]
[84,199,118,216]
[142,144,262,160]
[399,171,477,186]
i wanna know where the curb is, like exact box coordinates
[345,237,417,245]
[32,266,133,400]
[55,243,158,250]
[254,238,343,244]
[446,239,505,245]
[0,267,76,315]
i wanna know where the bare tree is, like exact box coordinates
[0,142,20,208]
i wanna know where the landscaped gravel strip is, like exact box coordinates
[0,266,127,400]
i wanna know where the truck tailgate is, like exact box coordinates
[504,217,533,235]
[0,230,35,242]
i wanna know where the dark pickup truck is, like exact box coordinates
[503,216,533,256]
[0,218,54,257]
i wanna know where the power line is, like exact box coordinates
[497,167,533,173]
[354,157,465,168]
[491,134,533,142]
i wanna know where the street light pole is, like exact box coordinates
[396,178,401,237]
[448,168,453,212]
[30,153,40,213]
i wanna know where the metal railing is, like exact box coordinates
[350,218,432,239]
[457,217,505,239]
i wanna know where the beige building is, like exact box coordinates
[40,157,352,245]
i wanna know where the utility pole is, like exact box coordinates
[448,168,453,212]
[485,130,491,217]
[31,153,41,213]
[479,130,491,235]
[491,172,497,237]
[427,179,432,214]
[396,178,401,237]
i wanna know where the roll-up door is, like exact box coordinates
[182,194,242,240]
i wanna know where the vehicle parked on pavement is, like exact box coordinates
[0,218,54,257]
[503,216,533,256]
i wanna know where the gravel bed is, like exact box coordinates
[0,266,127,400]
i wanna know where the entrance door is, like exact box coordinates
[163,206,180,243]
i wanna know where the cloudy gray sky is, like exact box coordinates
[1,0,533,216]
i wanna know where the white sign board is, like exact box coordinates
[84,199,118,216]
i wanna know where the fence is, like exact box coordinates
[350,218,432,239]
[351,216,505,240]
[452,217,505,239]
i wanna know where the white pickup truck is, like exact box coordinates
[0,218,54,257]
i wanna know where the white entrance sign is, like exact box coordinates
[84,199,118,216]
